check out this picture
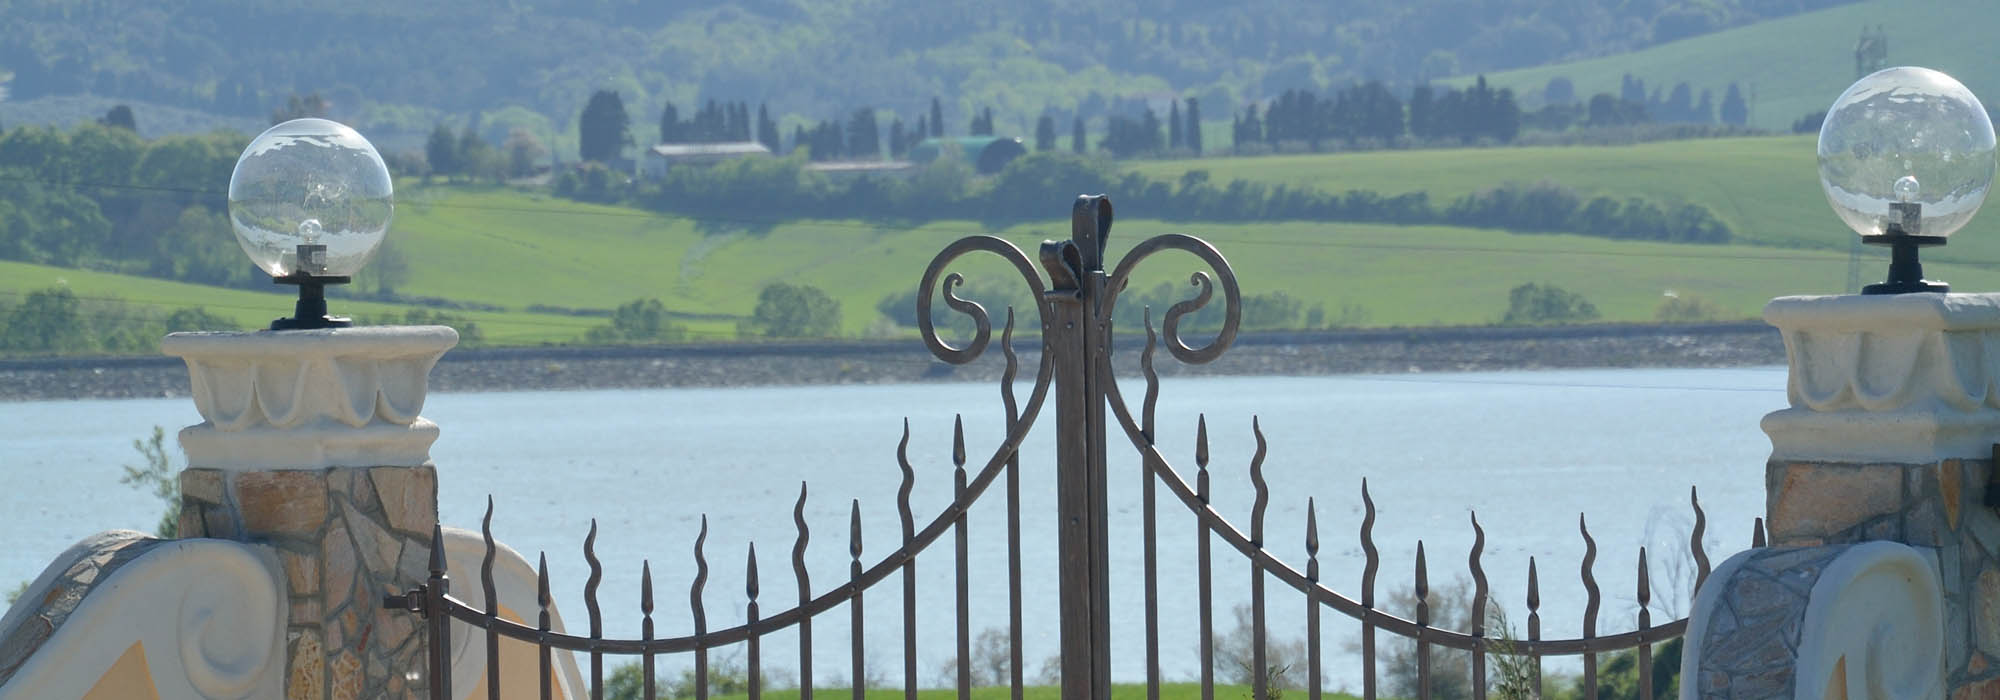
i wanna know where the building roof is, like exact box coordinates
[648,142,772,158]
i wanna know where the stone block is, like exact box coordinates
[1954,676,2000,700]
[371,466,437,538]
[283,549,321,596]
[323,523,356,614]
[1908,494,1946,546]
[236,469,330,536]
[1974,512,2000,558]
[291,597,323,628]
[1769,463,1904,544]
[1980,568,2000,657]
[330,650,361,700]
[394,538,430,584]
[1945,460,1967,532]
[343,501,400,576]
[180,468,224,504]
[287,628,325,700]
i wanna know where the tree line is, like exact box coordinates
[557,148,1733,246]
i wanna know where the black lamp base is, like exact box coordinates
[1860,232,1949,295]
[270,272,354,330]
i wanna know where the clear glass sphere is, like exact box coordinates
[1818,66,1997,238]
[227,118,393,277]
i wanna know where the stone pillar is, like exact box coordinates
[166,326,457,700]
[1686,294,2000,699]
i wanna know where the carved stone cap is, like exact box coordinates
[1763,293,2000,463]
[164,326,458,470]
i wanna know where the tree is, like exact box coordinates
[1035,115,1056,152]
[1185,98,1203,154]
[930,97,944,137]
[1169,99,1183,150]
[1544,77,1576,105]
[969,107,993,136]
[1071,116,1086,154]
[579,90,632,164]
[1502,283,1599,325]
[847,108,880,159]
[120,426,179,537]
[458,116,493,180]
[0,286,91,353]
[587,298,686,343]
[756,104,779,152]
[504,127,548,177]
[749,283,841,338]
[270,92,328,125]
[100,104,136,132]
[425,124,458,177]
[659,102,681,143]
[889,119,909,158]
[1720,83,1749,126]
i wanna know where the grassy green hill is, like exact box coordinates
[21,178,2000,353]
[1447,0,1999,132]
[1126,134,2000,263]
[337,184,2000,332]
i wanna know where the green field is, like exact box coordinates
[389,185,1916,330]
[1126,134,2000,263]
[0,258,647,347]
[17,181,2000,352]
[1445,0,1999,132]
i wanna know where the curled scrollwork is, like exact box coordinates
[1104,233,1242,365]
[916,236,1049,365]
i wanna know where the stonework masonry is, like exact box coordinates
[1766,457,1998,697]
[181,466,436,700]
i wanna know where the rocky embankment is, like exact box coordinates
[0,322,1785,402]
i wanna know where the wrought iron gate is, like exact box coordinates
[389,195,1746,700]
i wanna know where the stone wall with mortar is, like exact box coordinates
[1767,457,2000,697]
[181,465,436,700]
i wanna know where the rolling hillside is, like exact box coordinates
[18,183,2000,354]
[1126,134,2000,264]
[1449,0,2000,132]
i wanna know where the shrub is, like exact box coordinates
[585,298,684,344]
[1502,283,1599,325]
[748,283,841,338]
[1655,293,1726,322]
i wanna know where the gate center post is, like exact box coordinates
[1048,196,1116,700]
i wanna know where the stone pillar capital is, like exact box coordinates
[1762,293,2000,463]
[163,325,457,470]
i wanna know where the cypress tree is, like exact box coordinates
[1072,116,1086,154]
[1185,98,1202,155]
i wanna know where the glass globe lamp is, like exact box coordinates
[1818,66,1997,294]
[228,118,394,329]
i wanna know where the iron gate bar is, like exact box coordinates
[897,418,917,700]
[793,486,813,700]
[1140,313,1163,700]
[1582,515,1600,700]
[584,522,603,700]
[1001,311,1026,700]
[1469,514,1490,700]
[688,520,705,700]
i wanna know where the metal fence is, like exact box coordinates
[387,195,1755,700]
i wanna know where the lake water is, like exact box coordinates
[0,367,1785,690]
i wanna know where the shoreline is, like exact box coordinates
[0,321,1785,402]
